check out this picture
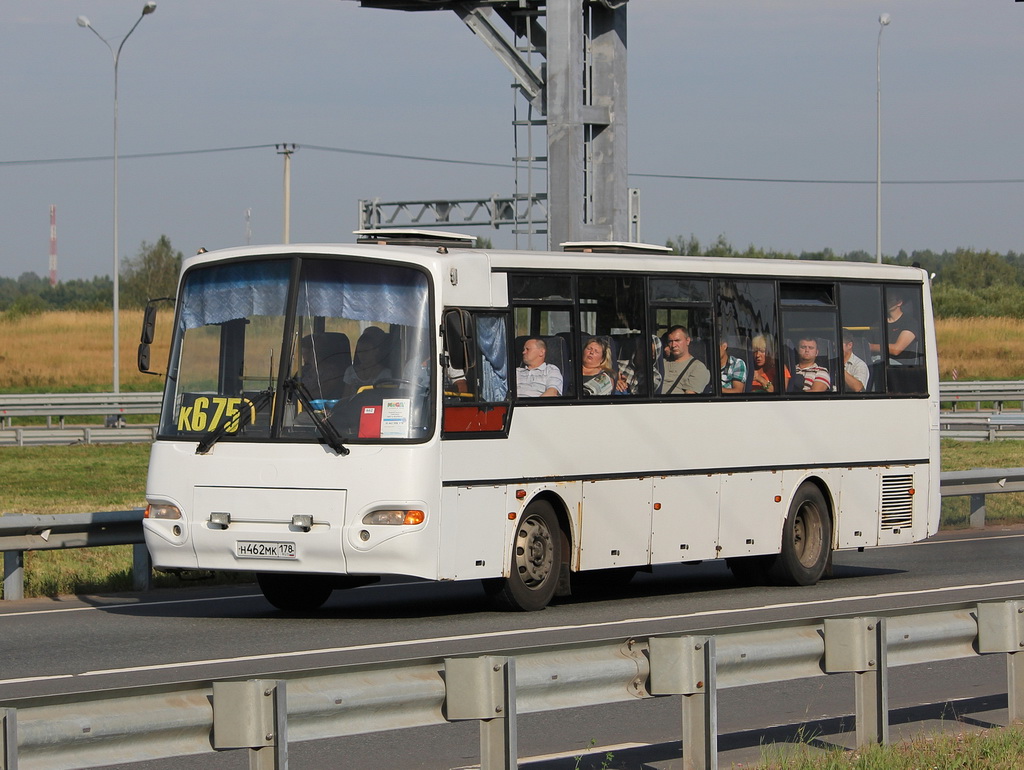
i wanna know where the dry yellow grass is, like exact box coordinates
[1,312,1021,391]
[935,317,1024,381]
[0,310,171,392]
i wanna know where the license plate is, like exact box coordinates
[236,541,297,559]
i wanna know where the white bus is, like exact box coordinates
[140,231,940,612]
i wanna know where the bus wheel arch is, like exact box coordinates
[489,494,569,611]
[768,479,833,586]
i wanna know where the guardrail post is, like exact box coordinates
[212,680,288,770]
[444,656,517,770]
[976,600,1024,722]
[2,552,24,602]
[648,635,718,770]
[824,617,888,747]
[970,494,987,529]
[1,708,16,770]
[132,544,152,592]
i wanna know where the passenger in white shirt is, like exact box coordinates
[516,338,562,397]
[842,334,870,393]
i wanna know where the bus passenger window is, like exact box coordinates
[884,285,927,394]
[839,283,884,394]
[513,303,573,398]
[716,279,778,395]
[577,275,646,397]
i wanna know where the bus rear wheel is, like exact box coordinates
[257,572,333,612]
[490,499,562,611]
[768,484,831,586]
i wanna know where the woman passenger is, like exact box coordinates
[581,337,615,396]
[750,334,777,393]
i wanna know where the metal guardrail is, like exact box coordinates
[939,381,1024,413]
[0,511,150,601]
[940,468,1024,528]
[0,426,157,447]
[0,392,162,429]
[2,598,1023,769]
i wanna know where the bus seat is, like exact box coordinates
[545,335,571,394]
[301,332,351,400]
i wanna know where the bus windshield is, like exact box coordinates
[159,256,433,446]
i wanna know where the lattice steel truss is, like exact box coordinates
[349,0,629,249]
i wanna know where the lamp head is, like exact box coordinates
[76,15,91,28]
[143,2,157,14]
[879,13,891,26]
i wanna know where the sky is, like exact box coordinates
[1,0,1022,281]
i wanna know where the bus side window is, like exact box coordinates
[884,285,927,394]
[839,283,884,394]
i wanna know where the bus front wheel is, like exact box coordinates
[489,499,562,611]
[257,572,333,612]
[769,484,831,586]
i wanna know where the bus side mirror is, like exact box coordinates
[442,309,475,372]
[138,297,174,375]
[141,303,158,345]
[138,343,151,372]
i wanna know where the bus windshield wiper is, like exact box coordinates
[284,376,350,456]
[196,388,273,455]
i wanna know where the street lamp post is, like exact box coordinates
[876,13,891,265]
[276,144,297,244]
[77,2,157,394]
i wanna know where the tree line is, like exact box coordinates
[665,235,1024,319]
[1,233,1022,319]
[0,235,182,318]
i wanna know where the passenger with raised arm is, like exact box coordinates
[660,325,710,395]
[719,339,747,394]
[517,337,563,397]
[789,337,831,392]
[886,291,921,364]
[842,333,870,393]
[581,337,615,396]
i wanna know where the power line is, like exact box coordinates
[1,142,1021,184]
[630,171,1024,185]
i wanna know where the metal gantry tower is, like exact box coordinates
[351,0,630,249]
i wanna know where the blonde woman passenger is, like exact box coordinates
[581,337,616,396]
[750,334,778,393]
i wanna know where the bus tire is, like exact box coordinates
[769,484,832,586]
[257,572,333,612]
[491,499,562,611]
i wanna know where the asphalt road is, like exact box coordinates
[2,526,1023,768]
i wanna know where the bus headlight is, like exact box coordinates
[146,503,182,520]
[362,509,425,526]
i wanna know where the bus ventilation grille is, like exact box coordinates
[881,474,915,531]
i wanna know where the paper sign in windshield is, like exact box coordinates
[381,398,411,438]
